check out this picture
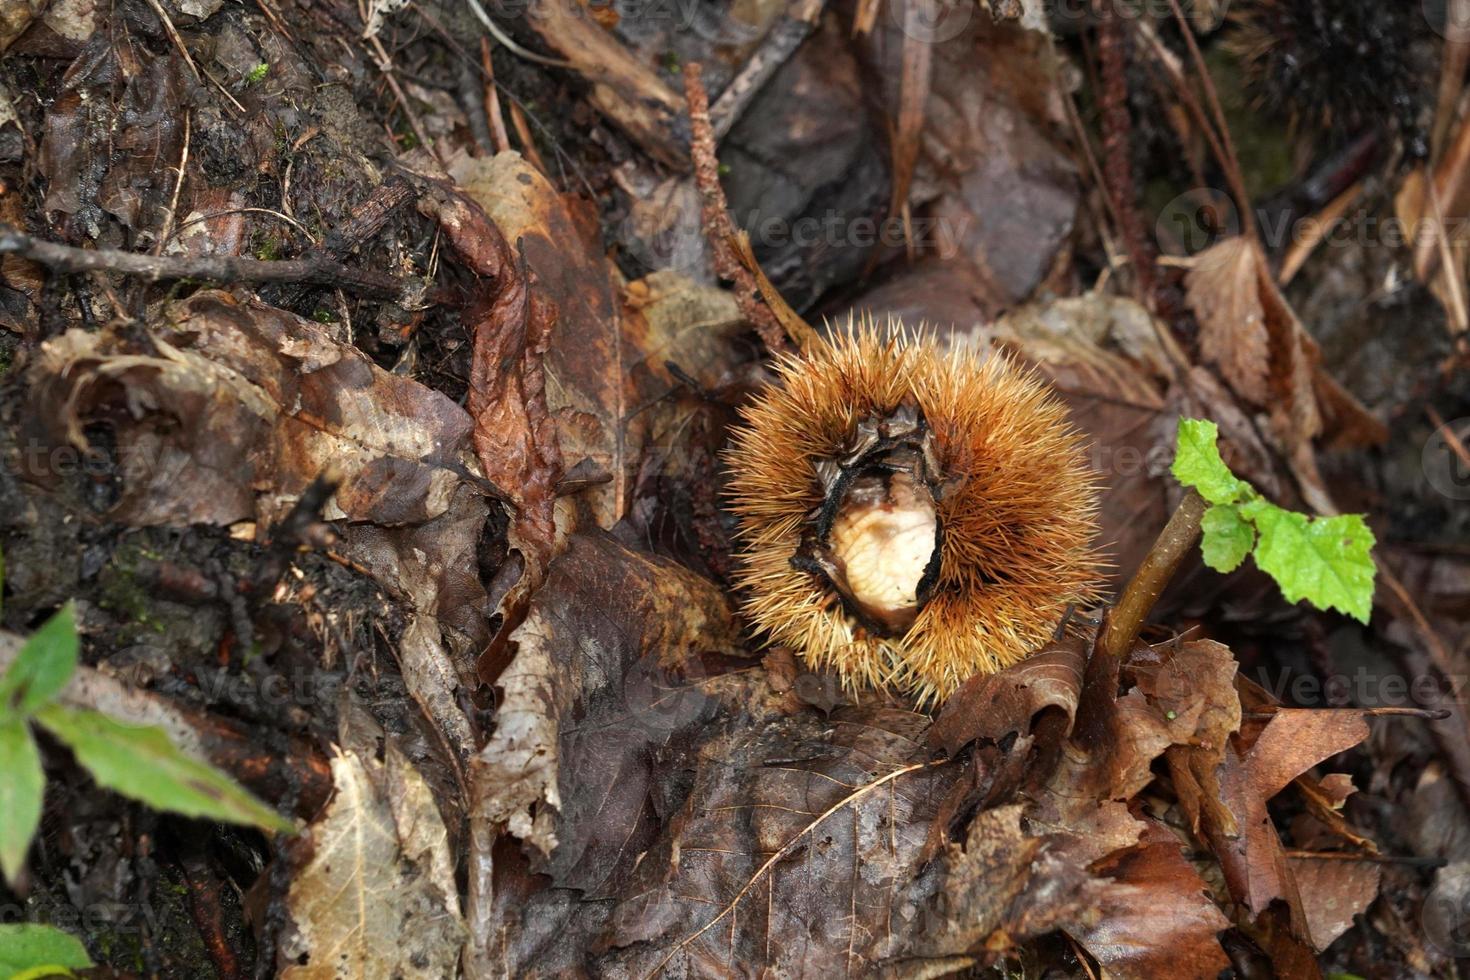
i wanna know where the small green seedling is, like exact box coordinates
[0,604,294,892]
[1172,419,1376,622]
[246,62,270,84]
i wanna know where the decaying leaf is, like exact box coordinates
[1288,854,1382,951]
[1072,825,1232,979]
[1185,237,1274,406]
[24,291,477,528]
[464,531,755,975]
[280,748,464,979]
[418,180,563,680]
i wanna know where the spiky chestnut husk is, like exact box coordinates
[1227,0,1426,150]
[726,322,1102,707]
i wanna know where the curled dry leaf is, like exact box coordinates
[418,180,562,679]
[451,153,623,531]
[1133,639,1242,838]
[927,636,1086,756]
[24,289,487,767]
[279,747,464,979]
[1071,825,1232,979]
[24,290,476,528]
[450,153,757,570]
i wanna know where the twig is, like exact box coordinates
[1284,849,1447,868]
[142,0,203,84]
[509,102,548,176]
[683,62,792,356]
[463,0,575,68]
[1100,489,1207,660]
[1427,406,1470,471]
[0,224,408,297]
[165,207,315,250]
[707,0,825,140]
[479,37,512,154]
[1095,1,1156,306]
[367,33,441,165]
[1161,0,1256,244]
[154,110,191,257]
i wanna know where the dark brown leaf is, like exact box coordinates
[929,636,1086,756]
[1071,823,1231,980]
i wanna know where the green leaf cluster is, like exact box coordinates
[1171,419,1377,623]
[0,603,293,880]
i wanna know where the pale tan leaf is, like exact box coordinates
[280,750,464,979]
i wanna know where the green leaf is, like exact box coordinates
[32,705,295,834]
[1251,505,1377,623]
[1200,504,1254,572]
[0,605,78,718]
[0,923,92,977]
[1171,419,1252,506]
[0,717,42,885]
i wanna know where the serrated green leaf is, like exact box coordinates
[32,705,295,834]
[1200,504,1254,572]
[0,923,92,976]
[0,717,42,885]
[1251,505,1377,623]
[1171,419,1252,506]
[0,605,78,718]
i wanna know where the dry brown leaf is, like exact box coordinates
[1208,709,1371,916]
[452,153,628,531]
[1071,824,1232,980]
[1288,855,1382,951]
[1132,639,1242,838]
[928,636,1086,756]
[25,288,488,775]
[419,180,563,680]
[280,748,464,979]
[465,531,752,975]
[1186,236,1273,406]
[25,291,476,527]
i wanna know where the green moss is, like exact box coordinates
[97,543,166,638]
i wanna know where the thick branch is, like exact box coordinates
[0,224,407,298]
